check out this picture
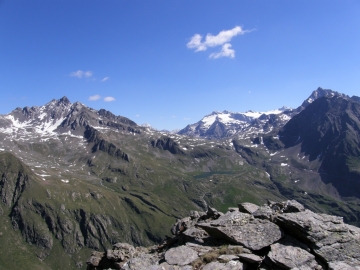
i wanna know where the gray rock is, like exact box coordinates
[283,200,305,213]
[86,251,104,267]
[197,211,283,250]
[185,242,213,255]
[275,210,360,267]
[238,253,263,264]
[224,260,246,270]
[207,206,224,219]
[268,242,319,269]
[182,226,209,242]
[189,210,200,219]
[165,245,199,266]
[171,217,192,235]
[202,261,246,270]
[106,249,126,261]
[238,202,259,214]
[122,252,160,270]
[252,205,274,220]
[202,261,226,270]
[218,254,239,262]
[328,261,360,270]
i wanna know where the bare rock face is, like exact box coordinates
[86,199,360,270]
[275,210,360,268]
[197,211,283,250]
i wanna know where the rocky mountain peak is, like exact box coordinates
[300,87,349,108]
[58,96,71,106]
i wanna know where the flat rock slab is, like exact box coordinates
[202,261,245,270]
[268,242,319,269]
[197,212,283,250]
[238,202,259,214]
[165,245,199,266]
[238,253,263,264]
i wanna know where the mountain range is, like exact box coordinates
[0,87,360,269]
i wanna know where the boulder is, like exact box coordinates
[164,245,199,266]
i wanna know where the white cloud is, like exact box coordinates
[136,114,140,117]
[104,96,115,102]
[209,43,235,59]
[101,77,110,82]
[84,71,93,77]
[187,34,207,51]
[70,70,93,78]
[89,95,101,101]
[187,26,252,58]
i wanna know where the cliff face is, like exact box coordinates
[87,200,360,270]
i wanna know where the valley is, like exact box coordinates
[1,88,360,269]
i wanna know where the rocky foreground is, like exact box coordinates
[86,200,360,269]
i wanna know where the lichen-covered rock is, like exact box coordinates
[275,209,360,267]
[164,245,199,266]
[268,242,319,269]
[85,200,360,270]
[197,211,283,250]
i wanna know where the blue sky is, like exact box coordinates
[1,1,360,130]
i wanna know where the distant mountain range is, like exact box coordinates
[178,87,354,139]
[1,87,360,269]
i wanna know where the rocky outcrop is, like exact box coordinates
[84,125,130,161]
[151,136,185,155]
[86,199,360,269]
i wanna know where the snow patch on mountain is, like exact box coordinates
[178,106,293,139]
